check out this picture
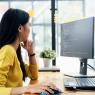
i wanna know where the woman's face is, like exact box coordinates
[18,21,30,43]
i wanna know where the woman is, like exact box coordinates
[0,8,58,95]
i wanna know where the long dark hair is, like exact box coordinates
[0,8,29,80]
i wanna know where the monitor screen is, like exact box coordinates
[61,17,94,59]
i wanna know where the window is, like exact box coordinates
[58,1,83,23]
[10,1,32,12]
[0,2,8,20]
[85,0,95,17]
[33,1,51,24]
[32,1,52,54]
[32,25,51,53]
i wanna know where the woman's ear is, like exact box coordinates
[18,25,23,33]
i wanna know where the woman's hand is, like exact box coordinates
[24,82,59,94]
[21,40,34,55]
[11,82,60,95]
[25,84,53,94]
[41,82,59,90]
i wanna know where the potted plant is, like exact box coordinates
[40,49,56,67]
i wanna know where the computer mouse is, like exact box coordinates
[39,89,63,95]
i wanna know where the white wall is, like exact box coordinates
[85,0,95,17]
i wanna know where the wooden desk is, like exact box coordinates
[26,72,95,95]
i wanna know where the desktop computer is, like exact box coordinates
[61,17,95,89]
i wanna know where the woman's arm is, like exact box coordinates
[21,40,38,79]
[28,55,38,79]
[11,83,56,95]
[10,87,26,95]
[24,60,38,79]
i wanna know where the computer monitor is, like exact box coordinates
[60,17,94,77]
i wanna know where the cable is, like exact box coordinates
[87,64,95,71]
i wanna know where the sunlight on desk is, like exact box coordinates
[24,72,95,95]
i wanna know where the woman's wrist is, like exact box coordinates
[28,53,35,57]
[28,49,34,55]
[28,49,35,57]
[11,87,26,95]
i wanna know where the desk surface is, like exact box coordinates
[25,72,95,95]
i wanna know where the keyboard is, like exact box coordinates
[64,78,95,90]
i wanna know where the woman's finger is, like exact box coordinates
[49,82,58,89]
[41,90,49,95]
[44,87,54,94]
[41,85,54,94]
[20,42,24,48]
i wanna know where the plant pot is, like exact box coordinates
[43,58,52,67]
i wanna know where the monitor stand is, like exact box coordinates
[64,58,95,78]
